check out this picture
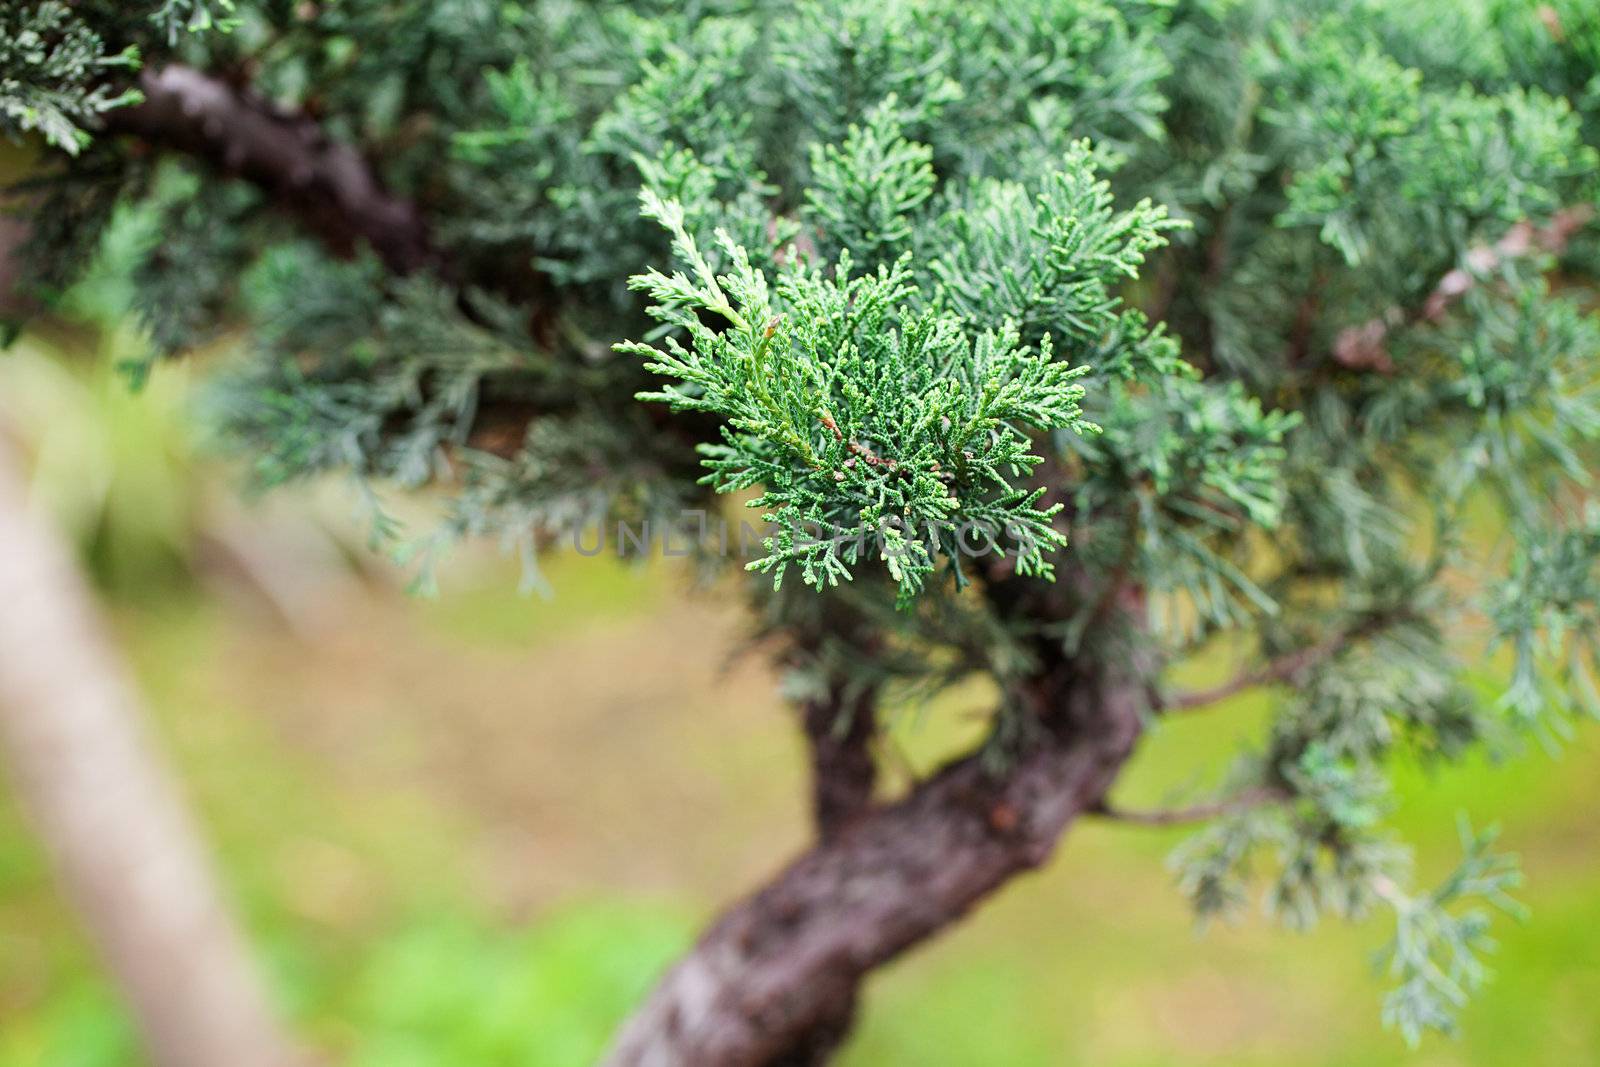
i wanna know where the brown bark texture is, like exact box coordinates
[602,648,1149,1067]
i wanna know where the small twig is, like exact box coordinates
[847,439,900,474]
[1333,205,1595,373]
[1160,618,1381,714]
[1092,785,1289,827]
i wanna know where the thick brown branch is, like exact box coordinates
[102,65,438,276]
[801,682,878,841]
[602,655,1149,1067]
[1092,785,1288,827]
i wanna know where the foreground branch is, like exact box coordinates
[603,653,1149,1066]
[0,432,307,1067]
[103,65,437,276]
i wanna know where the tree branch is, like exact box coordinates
[1092,785,1288,827]
[602,651,1151,1067]
[101,64,439,276]
[1333,205,1595,373]
[801,682,878,841]
[1160,619,1379,714]
[0,430,308,1067]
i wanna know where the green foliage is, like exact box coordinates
[1377,821,1528,1046]
[1493,504,1600,730]
[620,154,1156,600]
[11,0,1600,1047]
[924,148,1179,348]
[804,100,935,272]
[149,0,239,44]
[216,245,534,499]
[0,1,139,155]
[0,0,244,156]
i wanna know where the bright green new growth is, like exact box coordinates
[620,130,1178,603]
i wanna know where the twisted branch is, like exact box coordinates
[103,64,438,276]
[603,661,1148,1066]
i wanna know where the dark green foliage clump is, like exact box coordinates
[9,0,1600,1046]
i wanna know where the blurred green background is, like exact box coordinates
[1,262,1597,1067]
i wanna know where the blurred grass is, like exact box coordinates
[2,550,1596,1066]
[2,337,1599,1066]
[0,338,199,595]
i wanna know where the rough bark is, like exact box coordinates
[602,647,1150,1067]
[102,64,437,276]
[0,433,308,1067]
[783,682,879,1065]
[800,682,877,841]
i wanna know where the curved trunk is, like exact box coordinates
[801,681,878,841]
[602,651,1148,1067]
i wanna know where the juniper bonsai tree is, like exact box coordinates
[5,0,1600,1063]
